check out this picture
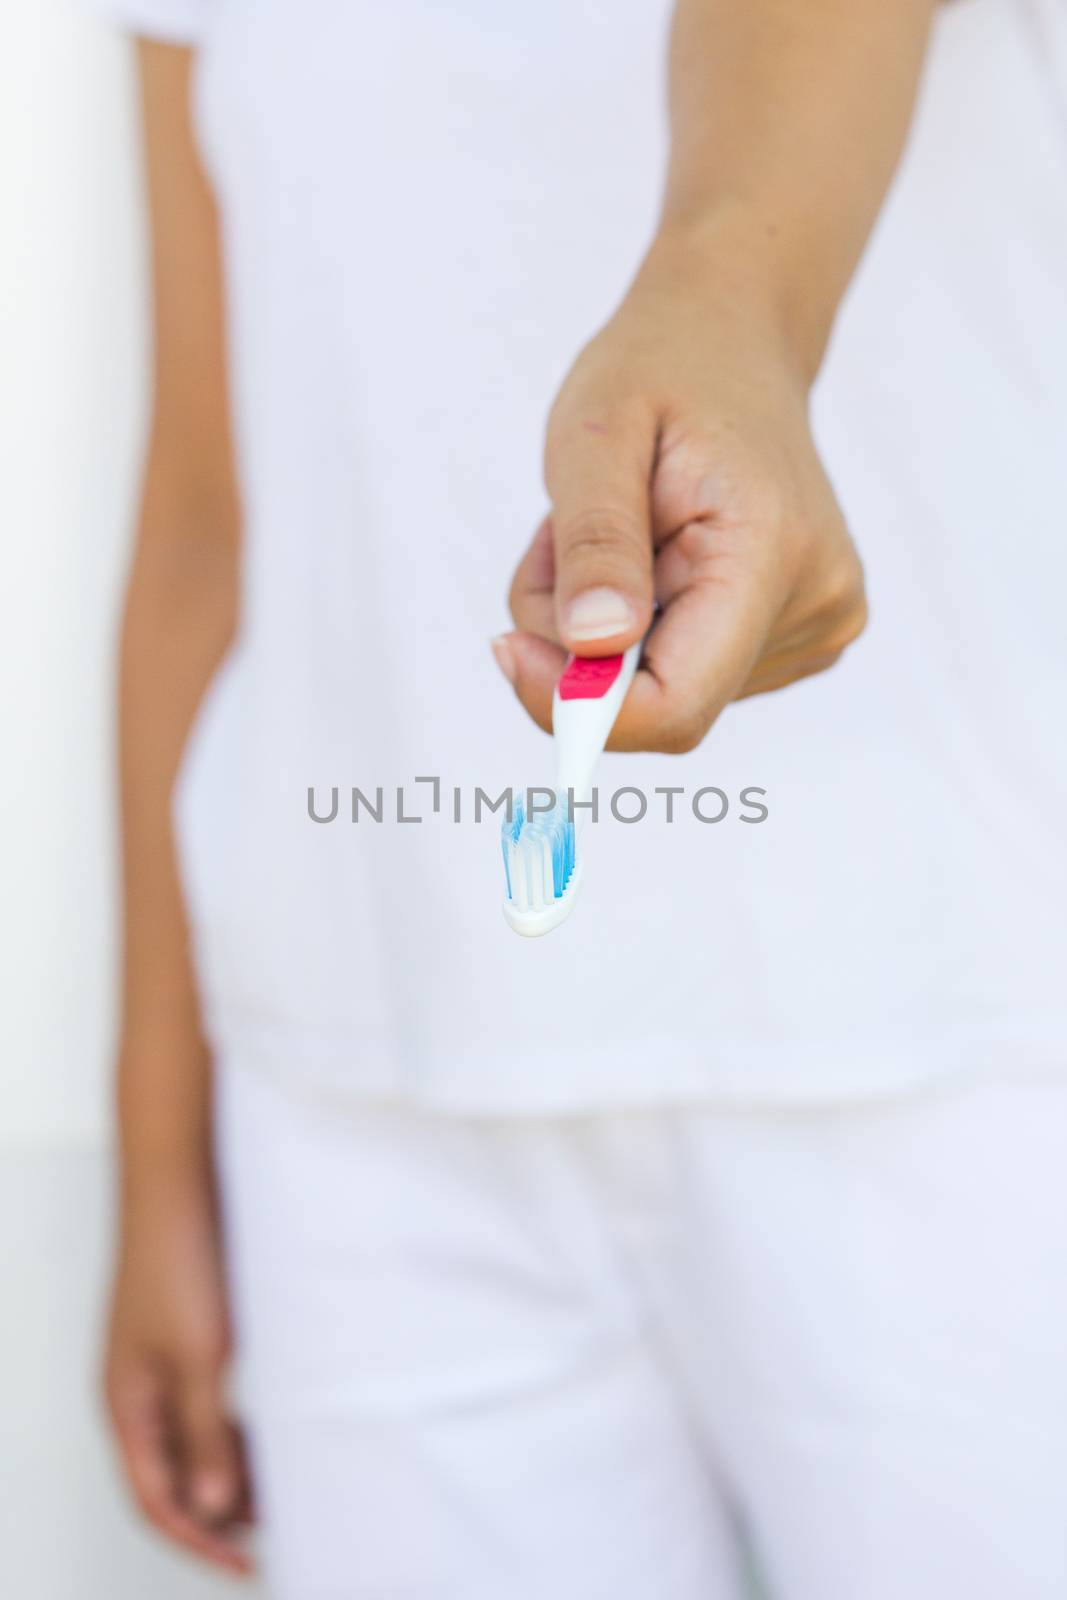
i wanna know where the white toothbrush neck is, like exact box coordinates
[552,641,642,814]
[554,719,598,811]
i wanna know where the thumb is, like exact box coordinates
[544,394,656,655]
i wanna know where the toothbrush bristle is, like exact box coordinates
[501,792,575,911]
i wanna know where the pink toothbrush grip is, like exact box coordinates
[557,654,624,702]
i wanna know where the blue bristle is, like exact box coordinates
[500,790,525,898]
[549,804,575,895]
[501,792,575,903]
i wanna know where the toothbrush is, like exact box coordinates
[501,641,642,937]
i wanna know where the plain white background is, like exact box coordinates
[1,1,258,1592]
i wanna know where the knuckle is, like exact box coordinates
[806,648,846,678]
[546,373,639,442]
[657,709,710,755]
[557,508,644,561]
[822,591,869,653]
[843,590,870,642]
[817,549,865,613]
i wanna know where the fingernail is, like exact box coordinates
[490,634,517,685]
[564,587,635,642]
[193,1470,232,1518]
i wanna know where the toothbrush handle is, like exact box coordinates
[552,642,642,803]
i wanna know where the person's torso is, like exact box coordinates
[177,0,1067,1103]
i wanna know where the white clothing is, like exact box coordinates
[85,12,1067,1589]
[217,1060,1067,1599]
[97,0,1067,1109]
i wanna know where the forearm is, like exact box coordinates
[116,40,240,1192]
[658,0,936,376]
[117,464,237,1188]
[110,483,249,1564]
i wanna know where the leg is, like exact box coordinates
[214,1063,745,1600]
[645,1080,1067,1599]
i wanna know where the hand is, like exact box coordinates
[102,1148,254,1576]
[496,231,867,751]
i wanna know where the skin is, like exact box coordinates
[498,0,937,743]
[106,0,936,1573]
[103,40,252,1576]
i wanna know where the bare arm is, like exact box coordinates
[118,38,237,1179]
[104,40,250,1575]
[503,0,937,745]
[661,0,935,376]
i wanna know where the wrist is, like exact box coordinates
[642,211,838,388]
[117,1140,213,1226]
[115,1038,213,1190]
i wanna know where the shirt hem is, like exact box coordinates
[206,1008,1067,1117]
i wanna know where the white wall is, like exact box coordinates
[1,4,257,1593]
[1,0,143,1150]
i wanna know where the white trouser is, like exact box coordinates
[216,1064,1067,1599]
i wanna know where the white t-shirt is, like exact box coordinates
[100,0,1067,1109]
